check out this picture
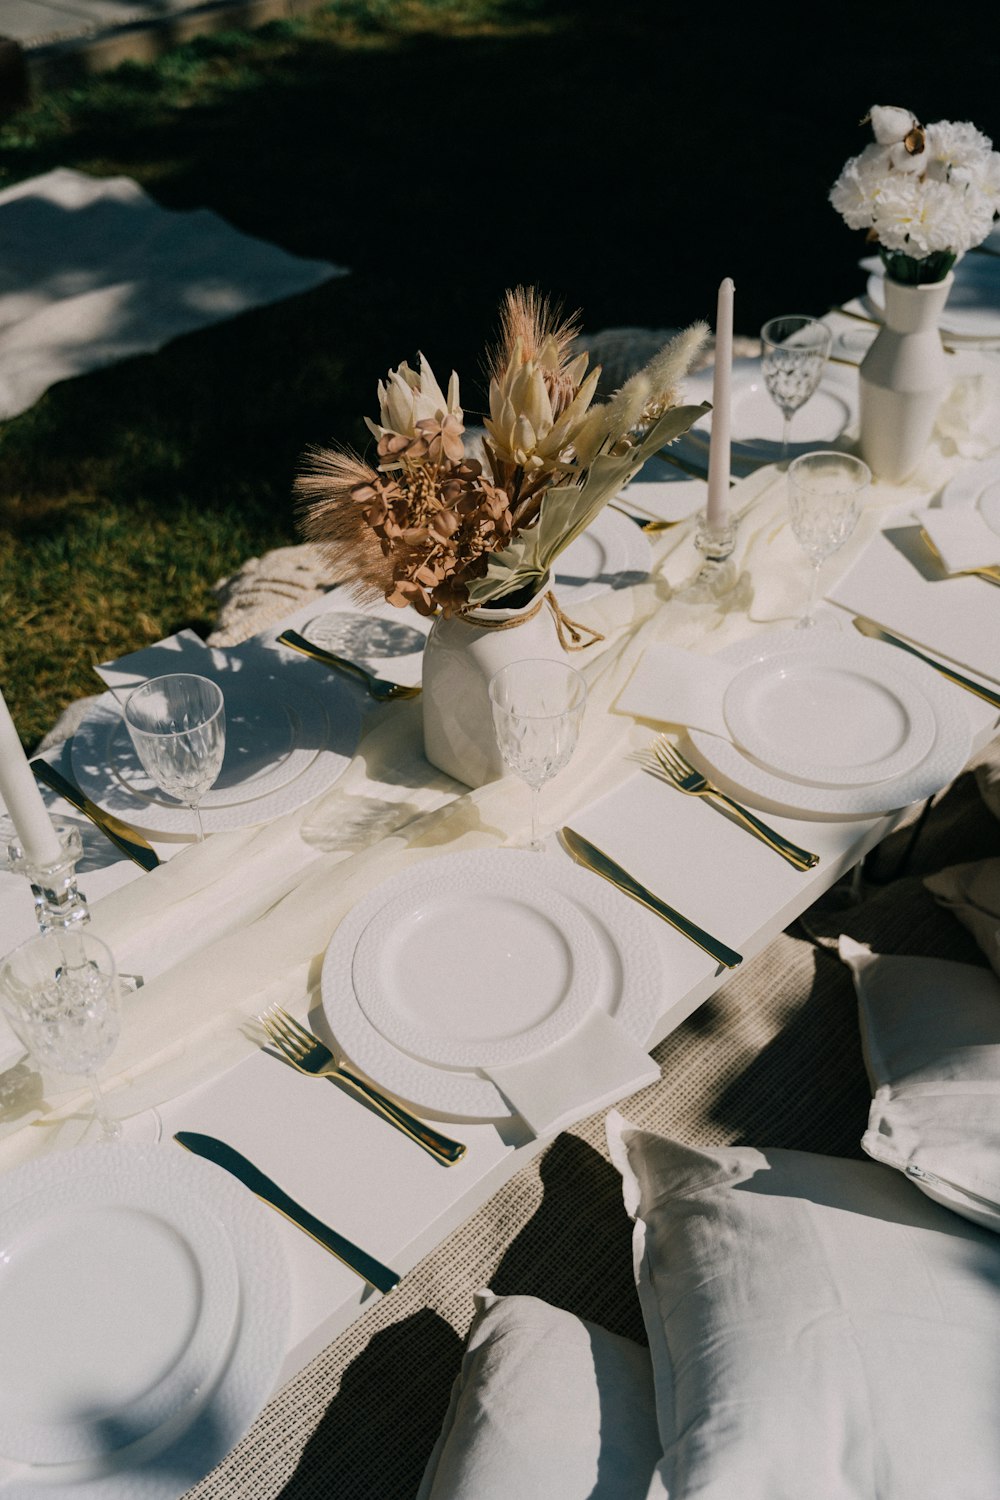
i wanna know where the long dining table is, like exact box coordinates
[2,318,1000,1497]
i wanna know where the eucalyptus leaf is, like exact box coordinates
[463,399,709,608]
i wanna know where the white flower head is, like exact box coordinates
[870,105,918,146]
[365,354,463,447]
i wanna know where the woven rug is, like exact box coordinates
[184,745,1000,1500]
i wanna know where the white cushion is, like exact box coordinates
[841,935,1000,1230]
[607,1109,1000,1499]
[416,1290,663,1500]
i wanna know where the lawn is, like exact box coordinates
[1,0,997,746]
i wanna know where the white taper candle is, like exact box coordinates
[705,277,734,527]
[0,687,62,866]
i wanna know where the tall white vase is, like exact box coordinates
[421,589,567,789]
[858,271,953,484]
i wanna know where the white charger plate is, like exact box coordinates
[349,863,601,1069]
[675,358,858,473]
[940,454,1000,536]
[552,505,652,604]
[0,1159,239,1467]
[0,1143,288,1500]
[320,848,664,1120]
[866,255,1000,340]
[72,673,360,836]
[688,630,973,817]
[721,635,939,788]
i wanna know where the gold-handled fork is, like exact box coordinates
[638,737,820,872]
[258,1006,466,1165]
[277,630,422,702]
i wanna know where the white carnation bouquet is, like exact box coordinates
[830,105,1000,284]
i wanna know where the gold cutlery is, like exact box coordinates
[608,503,683,533]
[259,1006,466,1166]
[919,527,1000,586]
[277,629,422,702]
[175,1131,400,1292]
[852,616,1000,712]
[559,826,742,969]
[32,760,159,870]
[638,737,820,872]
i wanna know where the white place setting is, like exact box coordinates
[3,131,1000,1497]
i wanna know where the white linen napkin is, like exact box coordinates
[913,507,1000,573]
[613,642,735,737]
[487,1008,659,1137]
[0,167,346,421]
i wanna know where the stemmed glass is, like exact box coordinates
[124,674,226,842]
[760,315,834,460]
[0,930,123,1142]
[488,659,588,853]
[787,451,871,628]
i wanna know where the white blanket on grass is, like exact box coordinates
[0,166,347,420]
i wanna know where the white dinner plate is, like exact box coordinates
[552,505,652,604]
[72,671,361,836]
[300,608,428,689]
[675,357,858,473]
[349,863,601,1069]
[866,255,1000,340]
[721,635,939,788]
[0,1143,288,1500]
[688,629,973,817]
[320,848,664,1120]
[940,454,1000,536]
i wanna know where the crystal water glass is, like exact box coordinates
[787,451,871,628]
[124,673,226,842]
[760,315,834,460]
[489,659,588,853]
[0,930,122,1142]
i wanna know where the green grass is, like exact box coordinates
[1,0,997,747]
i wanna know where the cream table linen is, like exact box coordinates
[2,355,999,1173]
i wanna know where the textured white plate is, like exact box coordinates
[722,635,938,788]
[320,848,664,1119]
[676,358,858,472]
[0,1158,239,1467]
[866,256,1000,340]
[0,1143,288,1500]
[350,865,600,1069]
[688,629,973,817]
[72,674,360,836]
[940,454,1000,537]
[551,505,651,604]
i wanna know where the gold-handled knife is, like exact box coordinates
[852,617,1000,713]
[175,1132,400,1294]
[277,629,421,701]
[32,760,159,870]
[559,827,742,970]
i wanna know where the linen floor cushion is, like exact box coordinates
[415,1290,663,1500]
[840,935,1000,1230]
[607,1110,1000,1499]
[925,855,1000,979]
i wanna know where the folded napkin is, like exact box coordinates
[0,167,346,420]
[914,507,1000,573]
[613,641,735,738]
[487,1008,659,1138]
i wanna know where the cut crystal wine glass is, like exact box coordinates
[0,930,123,1142]
[488,659,587,853]
[787,451,871,628]
[124,673,226,842]
[760,315,834,461]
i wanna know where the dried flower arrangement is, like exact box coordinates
[830,105,1000,285]
[295,288,709,619]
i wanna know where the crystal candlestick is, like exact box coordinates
[676,511,740,603]
[5,824,89,934]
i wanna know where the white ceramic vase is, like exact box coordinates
[421,587,567,789]
[858,271,954,484]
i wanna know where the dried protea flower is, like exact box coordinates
[485,338,601,473]
[364,353,464,457]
